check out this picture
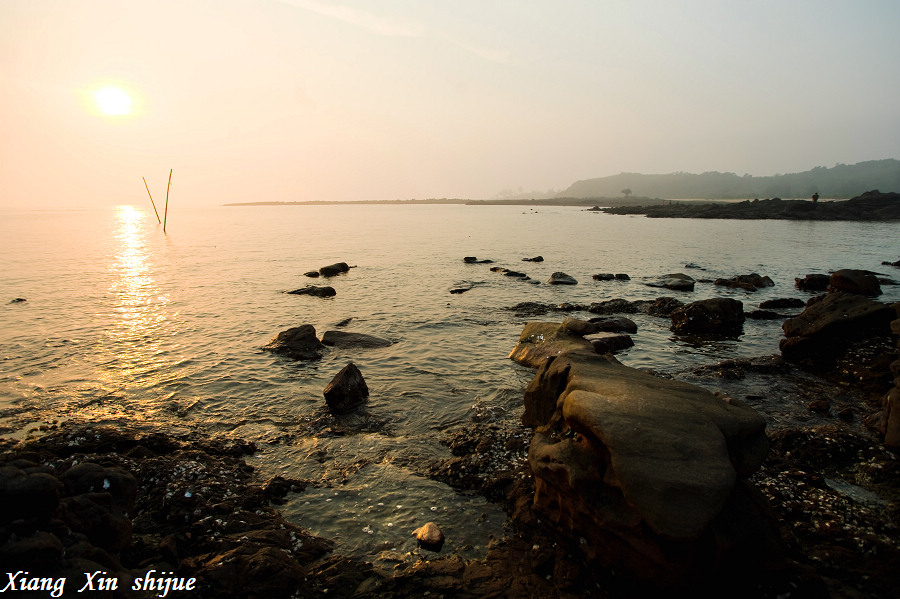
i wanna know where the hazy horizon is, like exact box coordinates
[2,0,899,209]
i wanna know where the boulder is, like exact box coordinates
[714,273,774,291]
[615,273,631,280]
[588,333,634,354]
[587,316,638,334]
[828,269,882,296]
[287,285,336,297]
[588,299,640,315]
[319,262,350,277]
[561,318,599,337]
[592,273,615,281]
[779,292,896,368]
[548,272,577,285]
[645,297,684,317]
[515,340,773,586]
[323,362,369,414]
[795,274,830,292]
[670,298,745,334]
[507,322,592,368]
[262,325,325,360]
[522,256,544,262]
[646,273,695,292]
[320,331,392,349]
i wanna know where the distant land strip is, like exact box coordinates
[223,197,663,208]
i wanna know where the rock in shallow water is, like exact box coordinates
[262,325,324,360]
[670,297,745,334]
[412,521,445,551]
[324,362,369,414]
[548,272,577,285]
[320,331,392,348]
[287,285,336,297]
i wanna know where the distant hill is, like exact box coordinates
[558,159,900,200]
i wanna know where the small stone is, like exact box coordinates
[412,522,444,551]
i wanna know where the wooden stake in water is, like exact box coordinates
[142,176,161,223]
[163,169,172,234]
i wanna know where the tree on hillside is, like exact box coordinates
[621,188,632,198]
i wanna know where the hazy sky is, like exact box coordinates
[2,0,899,208]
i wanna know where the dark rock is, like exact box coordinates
[320,331,392,349]
[319,262,350,277]
[522,256,544,262]
[646,273,695,291]
[9,297,27,303]
[714,273,775,291]
[795,274,830,291]
[645,296,684,317]
[671,298,745,334]
[561,318,599,336]
[828,269,882,296]
[807,399,831,414]
[779,292,896,369]
[759,298,806,309]
[615,273,630,280]
[684,263,705,270]
[503,270,529,278]
[556,302,588,312]
[334,317,353,327]
[323,362,369,414]
[548,272,577,285]
[464,257,493,264]
[508,302,552,316]
[588,299,639,315]
[0,466,60,523]
[449,281,475,294]
[589,333,634,354]
[60,462,137,512]
[303,271,320,278]
[592,273,615,281]
[262,325,325,360]
[587,316,637,334]
[287,285,336,297]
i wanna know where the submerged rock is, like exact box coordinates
[714,273,774,291]
[670,298,745,334]
[522,256,544,262]
[287,285,336,297]
[323,362,369,414]
[646,273,695,291]
[303,271,320,278]
[759,298,806,309]
[449,281,475,294]
[262,325,325,360]
[9,298,26,303]
[320,331,392,349]
[548,272,577,285]
[319,262,350,277]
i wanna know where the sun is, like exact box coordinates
[93,86,134,117]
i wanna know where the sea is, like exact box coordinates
[2,203,899,562]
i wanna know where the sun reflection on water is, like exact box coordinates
[93,206,172,421]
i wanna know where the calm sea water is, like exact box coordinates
[2,204,899,560]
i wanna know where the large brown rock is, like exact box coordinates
[779,292,896,368]
[507,322,592,369]
[670,298,745,334]
[513,337,773,586]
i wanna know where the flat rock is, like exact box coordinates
[548,272,578,285]
[320,331,392,349]
[508,322,592,368]
[646,273,695,291]
[287,285,336,297]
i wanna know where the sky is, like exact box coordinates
[2,0,899,208]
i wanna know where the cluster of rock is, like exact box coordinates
[592,273,630,281]
[0,426,336,598]
[508,321,782,587]
[714,273,774,291]
[778,268,900,449]
[292,262,352,298]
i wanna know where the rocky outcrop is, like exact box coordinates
[714,273,774,291]
[319,262,350,276]
[509,325,776,587]
[828,269,882,296]
[287,285,336,297]
[779,292,896,369]
[548,272,577,285]
[646,273,694,291]
[670,298,745,334]
[320,331,392,349]
[262,325,324,360]
[323,362,369,414]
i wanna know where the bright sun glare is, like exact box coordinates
[93,86,133,116]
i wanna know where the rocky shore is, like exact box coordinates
[3,270,900,597]
[600,190,900,220]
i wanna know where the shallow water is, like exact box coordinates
[2,204,899,558]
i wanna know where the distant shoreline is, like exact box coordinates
[224,196,666,208]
